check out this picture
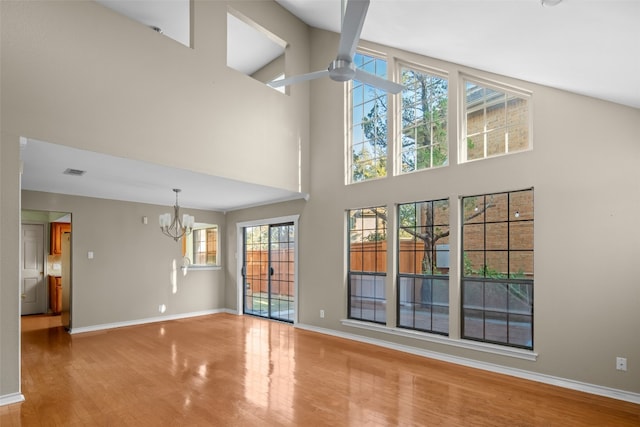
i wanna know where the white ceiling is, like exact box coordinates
[227,12,286,76]
[95,0,191,46]
[276,0,640,109]
[21,0,639,213]
[97,0,640,109]
[20,139,303,212]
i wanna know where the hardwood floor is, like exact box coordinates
[1,313,638,426]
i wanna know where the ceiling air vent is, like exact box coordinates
[63,168,86,176]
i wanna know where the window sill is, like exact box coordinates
[340,319,538,361]
[182,265,222,271]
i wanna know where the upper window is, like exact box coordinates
[399,66,448,173]
[348,206,387,323]
[349,53,389,183]
[461,77,530,162]
[184,224,219,267]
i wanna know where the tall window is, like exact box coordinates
[461,189,534,349]
[399,67,448,173]
[348,206,387,323]
[462,78,530,162]
[397,199,450,334]
[349,53,389,183]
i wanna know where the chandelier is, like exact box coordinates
[159,189,195,241]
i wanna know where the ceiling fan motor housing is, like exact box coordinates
[328,59,356,82]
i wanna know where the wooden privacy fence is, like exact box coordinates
[350,241,451,274]
[244,249,294,296]
[245,238,532,296]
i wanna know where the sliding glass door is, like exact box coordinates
[242,222,295,322]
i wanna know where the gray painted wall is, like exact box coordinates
[0,133,22,398]
[225,29,640,394]
[1,0,309,400]
[21,191,227,329]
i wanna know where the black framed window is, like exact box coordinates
[348,206,387,323]
[397,199,450,335]
[461,189,534,349]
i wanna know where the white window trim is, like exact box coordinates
[341,318,538,361]
[185,224,221,268]
[458,72,533,164]
[346,48,393,185]
[395,61,450,176]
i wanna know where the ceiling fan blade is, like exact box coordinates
[337,0,370,60]
[267,70,330,88]
[354,69,404,94]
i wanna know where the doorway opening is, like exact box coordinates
[238,216,298,323]
[21,210,72,330]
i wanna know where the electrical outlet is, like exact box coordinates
[616,357,627,371]
[320,309,325,318]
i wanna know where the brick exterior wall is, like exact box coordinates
[463,189,534,278]
[466,97,529,160]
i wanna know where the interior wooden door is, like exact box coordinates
[21,224,46,315]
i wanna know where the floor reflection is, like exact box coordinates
[244,319,295,418]
[4,313,638,426]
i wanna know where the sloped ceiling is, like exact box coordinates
[276,0,639,109]
[19,1,640,213]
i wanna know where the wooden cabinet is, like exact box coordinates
[50,222,71,255]
[48,276,62,314]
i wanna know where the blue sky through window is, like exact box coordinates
[351,53,389,182]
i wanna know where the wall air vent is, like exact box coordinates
[63,168,86,176]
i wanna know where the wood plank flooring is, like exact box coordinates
[1,313,638,426]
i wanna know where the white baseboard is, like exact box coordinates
[295,323,640,405]
[70,308,233,334]
[0,392,25,407]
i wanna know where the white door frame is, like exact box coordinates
[236,215,299,324]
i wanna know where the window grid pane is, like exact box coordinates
[350,53,389,183]
[400,67,448,173]
[463,79,529,162]
[348,206,387,323]
[397,199,450,335]
[461,189,534,349]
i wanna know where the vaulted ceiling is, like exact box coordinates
[19,1,640,212]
